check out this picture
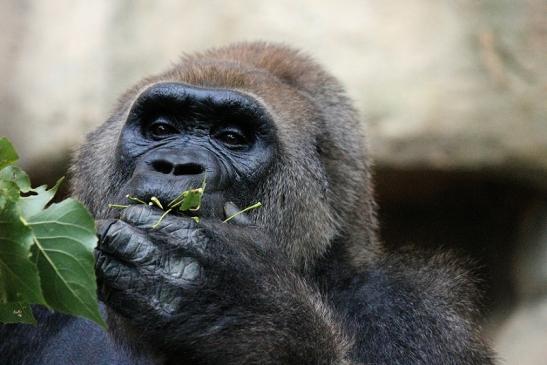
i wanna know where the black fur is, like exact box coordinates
[0,42,495,364]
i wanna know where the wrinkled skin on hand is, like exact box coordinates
[96,203,272,318]
[94,204,328,363]
[96,207,207,322]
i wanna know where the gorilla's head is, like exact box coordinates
[72,42,378,271]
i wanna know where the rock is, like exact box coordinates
[494,298,547,365]
[491,198,547,365]
[514,200,547,299]
[0,0,545,187]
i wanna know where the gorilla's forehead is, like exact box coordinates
[124,61,322,138]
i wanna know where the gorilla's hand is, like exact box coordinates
[95,203,270,323]
[95,205,346,364]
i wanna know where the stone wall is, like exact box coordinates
[1,1,546,362]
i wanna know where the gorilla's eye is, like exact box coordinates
[148,121,178,139]
[214,128,250,149]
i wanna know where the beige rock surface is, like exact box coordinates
[495,298,547,365]
[0,0,545,185]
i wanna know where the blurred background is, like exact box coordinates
[0,0,546,363]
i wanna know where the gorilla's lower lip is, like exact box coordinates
[112,192,226,221]
[125,175,227,206]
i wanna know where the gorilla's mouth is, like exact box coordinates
[109,185,227,222]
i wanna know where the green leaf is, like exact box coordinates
[0,180,20,211]
[0,139,104,328]
[19,177,64,218]
[178,188,203,211]
[27,198,106,328]
[168,179,206,212]
[0,166,31,192]
[0,201,46,305]
[0,303,36,324]
[0,137,18,170]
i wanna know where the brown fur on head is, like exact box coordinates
[71,42,379,272]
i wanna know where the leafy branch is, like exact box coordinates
[0,137,105,328]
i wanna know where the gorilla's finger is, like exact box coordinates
[98,220,158,266]
[95,252,141,291]
[223,201,252,225]
[121,204,195,231]
[120,205,164,228]
[159,256,204,283]
[96,219,118,242]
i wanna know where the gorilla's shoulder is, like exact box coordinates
[349,249,483,320]
[331,250,494,363]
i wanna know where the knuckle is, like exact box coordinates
[95,251,112,275]
[167,225,208,254]
[121,204,150,222]
[98,220,131,250]
[108,220,128,238]
[122,205,166,229]
[96,219,118,240]
[157,215,195,233]
[162,256,203,283]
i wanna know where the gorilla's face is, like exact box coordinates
[73,44,375,269]
[113,82,277,220]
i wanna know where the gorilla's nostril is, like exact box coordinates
[152,160,174,174]
[173,163,205,176]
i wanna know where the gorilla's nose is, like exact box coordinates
[151,159,205,176]
[129,148,219,205]
[144,149,210,180]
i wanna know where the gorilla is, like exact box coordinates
[0,42,495,364]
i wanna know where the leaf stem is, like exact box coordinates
[152,208,172,229]
[108,204,129,209]
[149,197,164,210]
[223,202,262,223]
[126,195,146,205]
[168,192,186,209]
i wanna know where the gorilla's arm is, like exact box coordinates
[96,205,350,365]
[329,253,496,364]
[0,306,146,365]
[0,212,494,365]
